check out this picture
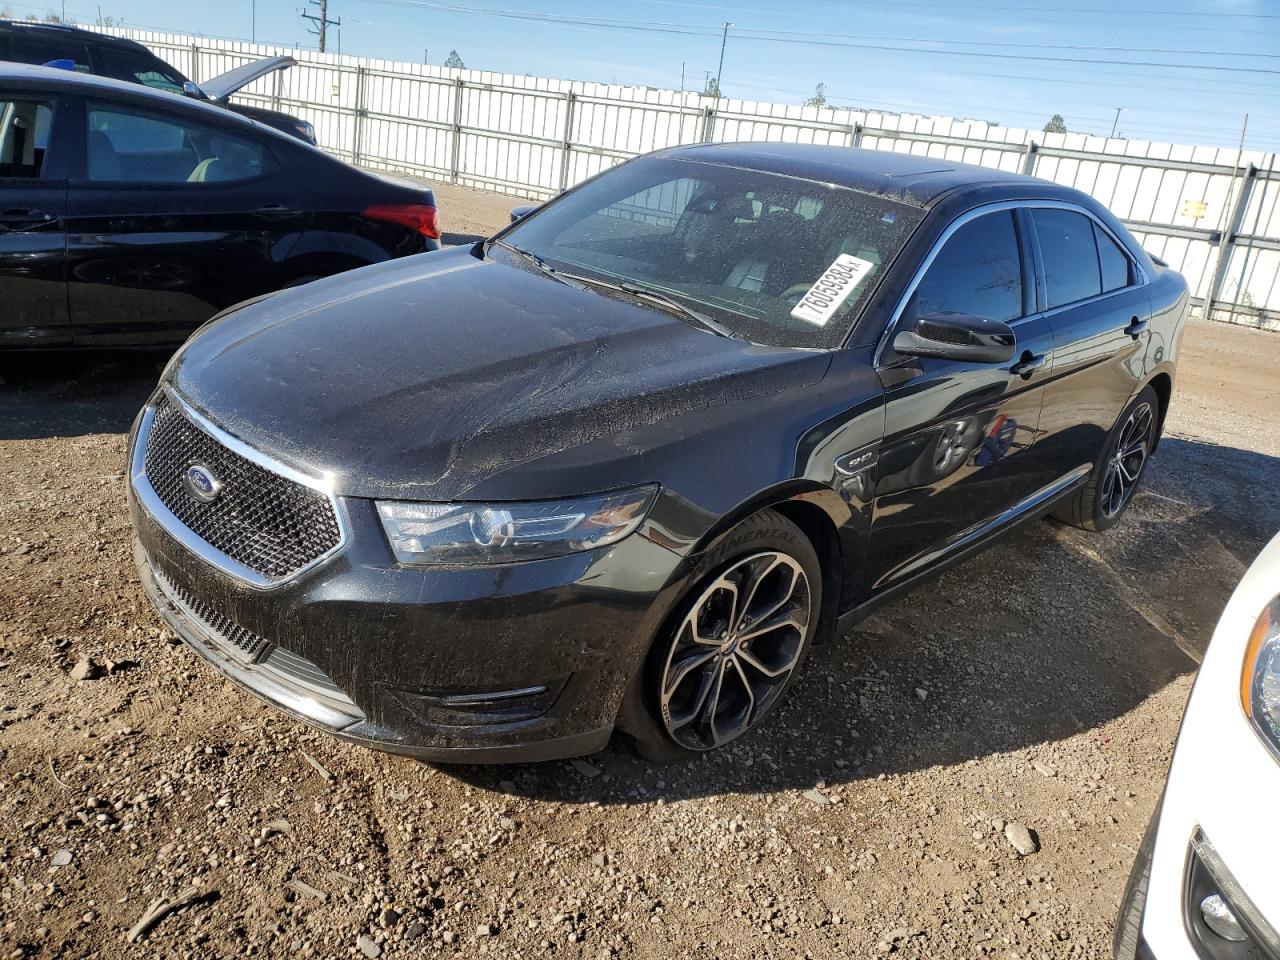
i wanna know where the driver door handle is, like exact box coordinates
[1124,316,1149,340]
[1010,350,1047,379]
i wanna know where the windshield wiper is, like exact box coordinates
[562,273,737,340]
[489,239,574,287]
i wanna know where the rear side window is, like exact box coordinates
[98,46,187,94]
[0,97,54,178]
[7,34,93,71]
[1094,221,1133,292]
[906,210,1023,323]
[86,106,273,184]
[1033,209,1102,308]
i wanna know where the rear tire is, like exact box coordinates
[1052,385,1159,532]
[622,508,822,762]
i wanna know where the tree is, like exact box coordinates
[702,75,721,98]
[805,83,827,108]
[1043,113,1067,134]
[443,49,465,70]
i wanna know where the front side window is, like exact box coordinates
[905,211,1023,323]
[500,156,924,348]
[0,97,54,178]
[1033,208,1103,308]
[98,47,187,95]
[86,106,271,184]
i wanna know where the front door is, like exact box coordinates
[0,92,67,348]
[64,99,307,346]
[865,207,1060,596]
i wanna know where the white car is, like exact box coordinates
[1115,530,1280,959]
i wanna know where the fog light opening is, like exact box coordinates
[1200,893,1249,944]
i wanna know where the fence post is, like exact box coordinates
[450,77,465,185]
[351,65,366,166]
[1205,163,1258,322]
[1022,141,1039,176]
[849,122,863,149]
[190,43,201,84]
[701,105,716,143]
[557,91,577,193]
[272,69,283,113]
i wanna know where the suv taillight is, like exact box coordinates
[363,203,440,240]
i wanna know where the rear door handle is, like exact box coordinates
[1010,351,1047,379]
[257,204,296,219]
[0,207,53,223]
[1124,316,1149,340]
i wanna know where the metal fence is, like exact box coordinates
[102,27,1280,330]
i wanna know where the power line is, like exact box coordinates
[365,1,1280,77]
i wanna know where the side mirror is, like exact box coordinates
[182,81,209,101]
[509,204,539,223]
[892,312,1016,364]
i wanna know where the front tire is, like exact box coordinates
[624,509,822,762]
[1052,385,1159,532]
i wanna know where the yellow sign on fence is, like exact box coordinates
[1182,199,1209,219]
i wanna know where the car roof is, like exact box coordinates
[0,61,295,139]
[0,19,152,52]
[658,141,1059,207]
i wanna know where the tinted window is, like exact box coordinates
[0,97,54,178]
[86,106,272,183]
[503,156,923,348]
[98,46,187,94]
[1033,209,1102,308]
[1094,221,1132,292]
[907,211,1023,323]
[8,34,92,71]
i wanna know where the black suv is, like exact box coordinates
[0,20,315,143]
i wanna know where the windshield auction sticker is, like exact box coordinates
[790,254,876,326]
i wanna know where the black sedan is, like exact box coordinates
[0,20,316,142]
[0,63,439,351]
[127,143,1189,763]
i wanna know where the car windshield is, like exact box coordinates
[499,156,924,348]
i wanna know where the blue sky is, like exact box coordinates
[8,0,1280,150]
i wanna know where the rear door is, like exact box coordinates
[864,206,1059,596]
[1027,206,1151,480]
[64,98,309,346]
[0,90,68,348]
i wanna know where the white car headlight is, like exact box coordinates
[376,485,658,565]
[1242,595,1280,758]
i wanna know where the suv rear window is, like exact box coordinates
[6,32,92,71]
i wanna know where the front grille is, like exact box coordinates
[150,564,361,721]
[142,395,341,581]
[154,567,269,664]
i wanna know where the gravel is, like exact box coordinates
[1,182,1277,959]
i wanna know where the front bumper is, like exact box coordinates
[128,427,688,764]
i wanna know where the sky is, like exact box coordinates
[6,0,1280,151]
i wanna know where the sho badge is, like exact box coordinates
[183,463,222,504]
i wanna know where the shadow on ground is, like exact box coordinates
[443,436,1279,804]
[1,353,163,441]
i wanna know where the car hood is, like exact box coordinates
[200,55,296,102]
[170,248,832,501]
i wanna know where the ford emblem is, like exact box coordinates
[183,463,222,504]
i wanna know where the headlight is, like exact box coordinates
[1241,595,1280,758]
[376,485,658,565]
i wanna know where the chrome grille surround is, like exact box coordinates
[130,387,347,589]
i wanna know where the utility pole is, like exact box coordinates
[251,0,256,43]
[301,0,340,53]
[679,61,685,95]
[715,21,732,97]
[1110,106,1123,139]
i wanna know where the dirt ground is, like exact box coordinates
[2,184,1279,960]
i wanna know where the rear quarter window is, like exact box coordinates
[1032,208,1103,308]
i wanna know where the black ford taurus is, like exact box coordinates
[127,143,1188,763]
